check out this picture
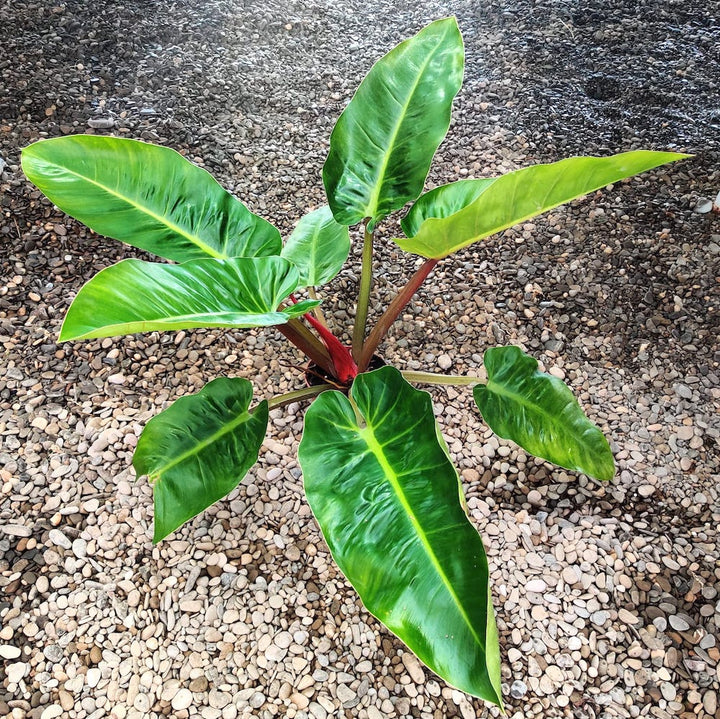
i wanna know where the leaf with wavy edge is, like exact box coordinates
[60,256,318,341]
[22,135,281,262]
[474,346,615,480]
[133,377,268,542]
[281,206,350,286]
[323,18,464,227]
[299,366,502,705]
[396,151,690,258]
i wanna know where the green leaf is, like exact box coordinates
[133,377,268,542]
[281,206,350,286]
[299,366,502,705]
[22,135,281,262]
[473,346,615,481]
[323,18,464,227]
[401,178,495,237]
[396,150,690,258]
[60,256,318,341]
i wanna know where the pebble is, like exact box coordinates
[171,688,193,711]
[40,707,63,719]
[0,645,21,659]
[668,614,690,631]
[437,354,452,370]
[526,578,547,593]
[510,679,528,698]
[47,529,71,549]
[7,662,28,683]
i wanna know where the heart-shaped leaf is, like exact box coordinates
[133,377,268,542]
[396,150,690,258]
[22,135,281,261]
[473,346,615,480]
[60,256,318,341]
[323,18,464,227]
[299,366,503,706]
[281,206,350,286]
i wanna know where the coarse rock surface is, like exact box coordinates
[1,1,719,718]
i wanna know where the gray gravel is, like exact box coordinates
[1,1,719,718]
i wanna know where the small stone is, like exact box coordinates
[59,690,74,711]
[189,676,209,692]
[437,354,452,370]
[87,668,101,688]
[336,684,356,704]
[43,645,64,663]
[668,615,690,631]
[703,690,717,715]
[1,525,32,537]
[660,682,677,701]
[248,691,265,709]
[526,579,547,593]
[7,662,28,683]
[401,652,425,684]
[172,688,193,711]
[48,529,71,550]
[591,610,609,626]
[72,538,87,558]
[87,117,115,129]
[0,645,21,659]
[527,490,542,506]
[40,707,63,719]
[637,484,655,498]
[618,609,639,625]
[510,679,528,698]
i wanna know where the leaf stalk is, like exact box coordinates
[352,224,374,361]
[267,384,334,409]
[401,371,482,386]
[359,258,439,371]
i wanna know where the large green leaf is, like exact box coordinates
[133,377,268,542]
[473,346,615,481]
[299,366,502,705]
[323,18,464,227]
[281,206,350,286]
[22,135,281,262]
[396,150,690,258]
[401,178,495,237]
[60,256,318,341]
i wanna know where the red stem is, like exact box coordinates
[358,258,439,372]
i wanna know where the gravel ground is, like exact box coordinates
[1,1,719,718]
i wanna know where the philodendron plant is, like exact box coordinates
[23,18,687,707]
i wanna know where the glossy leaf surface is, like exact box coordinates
[133,378,268,542]
[396,150,690,257]
[299,366,502,705]
[60,256,318,341]
[281,206,350,286]
[22,135,281,262]
[323,18,464,227]
[474,346,615,480]
[401,178,495,237]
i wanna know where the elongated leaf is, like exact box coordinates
[396,150,690,258]
[22,135,281,261]
[281,206,350,286]
[133,377,268,542]
[473,346,615,480]
[401,178,495,237]
[323,18,464,227]
[299,366,502,705]
[60,256,318,341]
